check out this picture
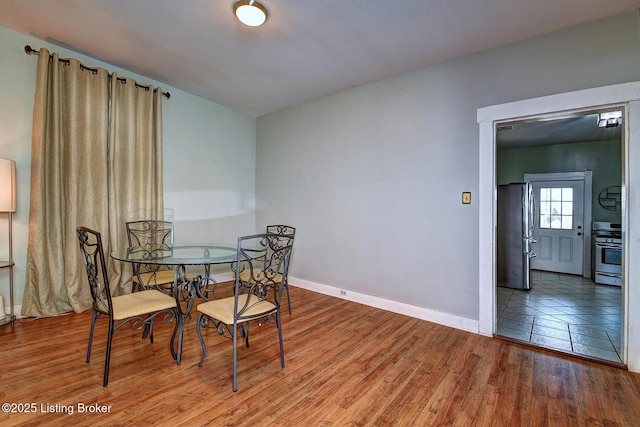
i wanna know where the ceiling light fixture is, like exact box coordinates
[233,0,269,27]
[597,110,623,128]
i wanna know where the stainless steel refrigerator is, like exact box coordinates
[497,183,537,290]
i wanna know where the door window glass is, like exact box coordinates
[540,187,573,229]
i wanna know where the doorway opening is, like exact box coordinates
[495,114,622,365]
[477,82,640,369]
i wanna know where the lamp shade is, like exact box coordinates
[0,158,16,213]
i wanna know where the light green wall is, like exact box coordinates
[0,26,256,310]
[497,140,622,222]
[1,11,639,322]
[256,12,640,320]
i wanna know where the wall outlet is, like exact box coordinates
[339,289,347,296]
[462,192,471,204]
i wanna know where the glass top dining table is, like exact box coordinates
[111,244,239,266]
[111,243,251,365]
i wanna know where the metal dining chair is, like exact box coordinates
[76,226,179,386]
[235,225,296,314]
[126,220,183,292]
[196,232,292,391]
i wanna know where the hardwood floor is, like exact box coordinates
[2,286,640,426]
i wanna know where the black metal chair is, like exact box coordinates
[77,226,179,387]
[126,220,183,292]
[196,233,292,391]
[266,225,295,314]
[236,225,295,314]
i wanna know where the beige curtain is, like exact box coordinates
[108,74,164,294]
[22,49,164,317]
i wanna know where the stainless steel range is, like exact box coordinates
[592,221,622,286]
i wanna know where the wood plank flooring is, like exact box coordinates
[1,286,640,426]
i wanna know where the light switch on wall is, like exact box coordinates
[462,192,471,204]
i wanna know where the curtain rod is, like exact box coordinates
[24,45,171,99]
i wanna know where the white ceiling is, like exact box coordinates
[496,113,623,149]
[1,0,638,119]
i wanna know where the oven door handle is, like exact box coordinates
[597,243,621,249]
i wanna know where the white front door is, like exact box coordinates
[529,179,585,275]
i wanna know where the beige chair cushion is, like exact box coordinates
[133,270,193,286]
[238,271,282,283]
[197,294,276,325]
[111,290,176,320]
[133,270,175,285]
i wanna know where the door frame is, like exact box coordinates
[477,81,640,370]
[525,171,592,278]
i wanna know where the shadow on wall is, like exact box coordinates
[165,190,255,222]
[164,190,256,246]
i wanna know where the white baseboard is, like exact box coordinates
[6,304,22,319]
[290,276,479,334]
[9,275,479,334]
[212,272,235,283]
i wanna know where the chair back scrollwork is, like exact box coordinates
[77,226,113,316]
[126,220,175,291]
[235,233,293,318]
[126,220,174,248]
[265,225,295,313]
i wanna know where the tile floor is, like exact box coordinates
[496,270,623,364]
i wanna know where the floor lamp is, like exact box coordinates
[0,158,16,326]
